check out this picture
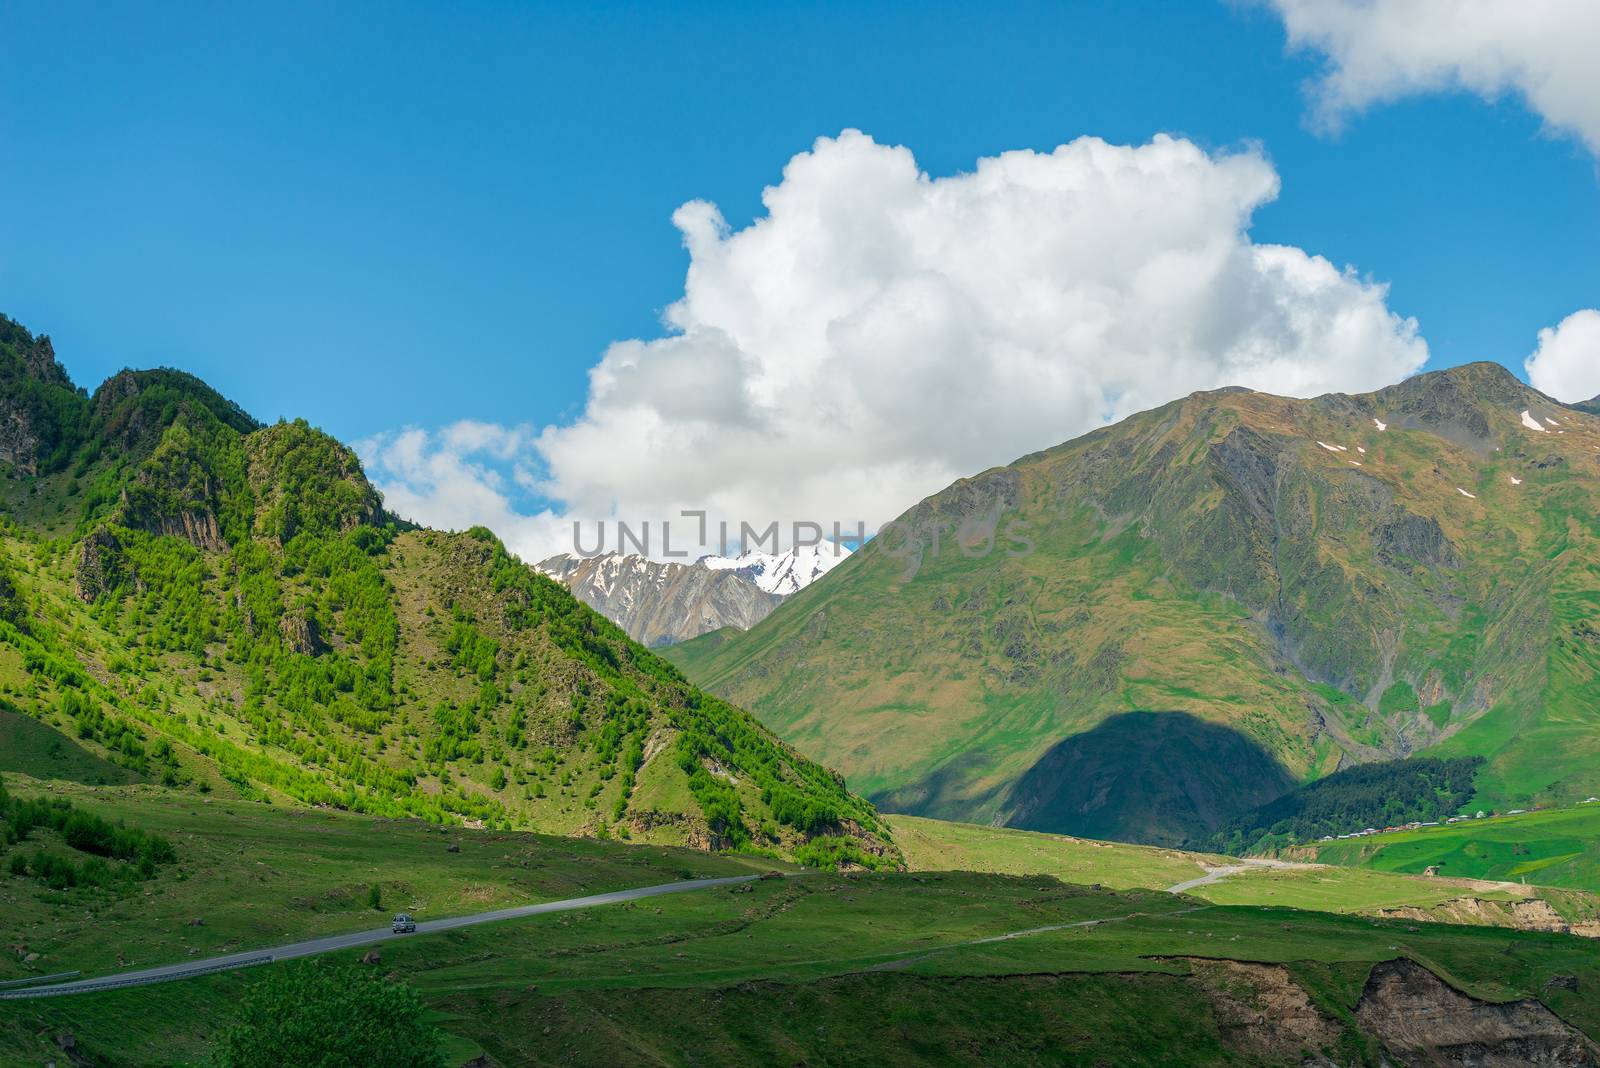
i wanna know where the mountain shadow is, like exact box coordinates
[0,706,142,786]
[868,750,1009,822]
[1002,711,1295,847]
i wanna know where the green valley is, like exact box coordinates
[4,313,1599,1066]
[17,10,1600,1062]
[4,777,1600,1066]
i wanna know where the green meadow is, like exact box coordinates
[6,855,1599,1066]
[1304,803,1600,894]
[0,778,779,984]
[887,812,1596,920]
[3,782,1600,1065]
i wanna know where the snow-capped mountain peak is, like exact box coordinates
[699,543,852,596]
[535,542,852,645]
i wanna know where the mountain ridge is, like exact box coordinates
[536,544,852,647]
[668,360,1600,845]
[0,312,894,866]
[535,551,786,647]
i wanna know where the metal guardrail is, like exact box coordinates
[0,955,272,1000]
[0,970,80,989]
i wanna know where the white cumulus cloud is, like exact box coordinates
[357,424,566,563]
[1260,0,1600,156]
[1526,309,1600,402]
[370,130,1428,560]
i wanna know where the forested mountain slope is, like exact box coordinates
[669,362,1600,845]
[0,314,892,866]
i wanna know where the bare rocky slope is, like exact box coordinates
[537,545,852,647]
[535,552,784,647]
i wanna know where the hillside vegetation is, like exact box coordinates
[0,313,892,866]
[1302,803,1600,896]
[1206,756,1483,854]
[886,812,1600,930]
[671,363,1600,844]
[0,777,781,982]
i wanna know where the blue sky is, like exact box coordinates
[3,1,1598,555]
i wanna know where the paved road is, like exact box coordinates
[4,860,1312,1000]
[1,874,758,1000]
[1165,858,1308,895]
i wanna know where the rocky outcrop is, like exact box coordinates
[0,404,42,476]
[53,1031,94,1068]
[279,610,326,656]
[1373,508,1459,570]
[125,497,226,551]
[1183,959,1346,1063]
[0,320,86,477]
[234,588,259,637]
[75,527,126,602]
[1355,958,1599,1066]
[1375,896,1596,938]
[1178,956,1599,1066]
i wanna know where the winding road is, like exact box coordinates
[1165,857,1307,895]
[3,859,1311,1000]
[0,874,758,1000]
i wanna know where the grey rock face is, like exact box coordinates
[0,328,77,477]
[1356,958,1599,1067]
[537,553,784,647]
[75,527,126,603]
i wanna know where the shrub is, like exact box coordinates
[212,962,445,1068]
[792,836,885,871]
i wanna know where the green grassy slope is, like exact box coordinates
[4,792,1598,1066]
[0,706,138,785]
[0,778,783,983]
[0,313,892,865]
[670,363,1600,844]
[886,812,1227,890]
[887,813,1599,925]
[1302,803,1600,895]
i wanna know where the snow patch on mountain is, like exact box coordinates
[699,543,854,595]
[534,543,851,645]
